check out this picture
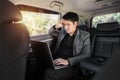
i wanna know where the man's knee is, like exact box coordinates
[43,68,55,80]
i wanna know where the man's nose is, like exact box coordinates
[64,25,68,29]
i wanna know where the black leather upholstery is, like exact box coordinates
[80,22,120,74]
[77,25,89,31]
[0,1,22,24]
[0,0,30,80]
[97,22,119,31]
[92,50,120,80]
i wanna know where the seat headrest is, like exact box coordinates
[0,0,22,24]
[97,22,119,31]
[77,25,88,31]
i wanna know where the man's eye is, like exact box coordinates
[63,24,65,26]
[67,24,70,26]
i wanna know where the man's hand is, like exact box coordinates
[53,58,69,66]
[55,19,65,29]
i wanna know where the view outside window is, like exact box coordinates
[20,11,59,36]
[92,13,120,28]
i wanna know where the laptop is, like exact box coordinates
[38,41,68,70]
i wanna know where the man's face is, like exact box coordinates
[62,20,78,34]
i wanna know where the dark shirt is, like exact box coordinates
[54,30,77,59]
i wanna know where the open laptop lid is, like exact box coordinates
[39,41,55,68]
[31,41,68,70]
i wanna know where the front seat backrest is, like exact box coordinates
[0,0,22,24]
[0,1,30,80]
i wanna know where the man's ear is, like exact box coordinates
[74,21,78,27]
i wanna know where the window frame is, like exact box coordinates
[17,5,60,36]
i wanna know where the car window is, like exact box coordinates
[20,11,59,36]
[92,13,120,28]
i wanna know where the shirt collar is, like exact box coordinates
[66,29,77,37]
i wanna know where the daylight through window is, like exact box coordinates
[92,13,120,28]
[20,11,59,36]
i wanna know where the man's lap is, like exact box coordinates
[43,66,80,80]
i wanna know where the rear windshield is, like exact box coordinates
[92,13,120,28]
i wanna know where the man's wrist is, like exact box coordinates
[53,25,57,30]
[53,25,62,31]
[67,59,70,66]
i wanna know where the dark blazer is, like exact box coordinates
[49,26,91,66]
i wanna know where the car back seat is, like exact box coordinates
[80,22,120,75]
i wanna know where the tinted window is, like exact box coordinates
[20,11,59,36]
[92,13,120,28]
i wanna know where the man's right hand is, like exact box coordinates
[53,58,69,66]
[55,19,64,29]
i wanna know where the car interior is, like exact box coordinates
[0,0,120,80]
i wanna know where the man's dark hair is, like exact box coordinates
[62,12,79,23]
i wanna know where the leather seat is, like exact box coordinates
[77,25,89,31]
[80,22,120,75]
[92,49,120,80]
[0,1,30,80]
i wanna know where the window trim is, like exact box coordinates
[17,5,59,14]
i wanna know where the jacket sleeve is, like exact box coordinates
[68,32,91,66]
[48,25,62,37]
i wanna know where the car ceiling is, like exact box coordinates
[72,0,120,11]
[9,0,120,19]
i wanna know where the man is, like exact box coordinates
[43,12,91,80]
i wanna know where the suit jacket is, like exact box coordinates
[49,26,91,66]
